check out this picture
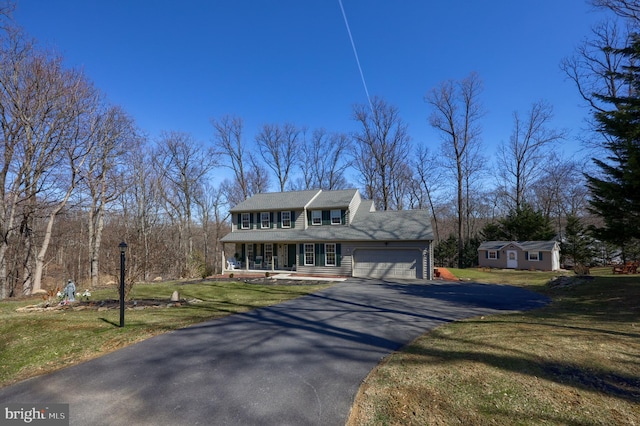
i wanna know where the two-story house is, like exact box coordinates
[220,188,435,280]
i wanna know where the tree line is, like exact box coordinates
[0,0,635,298]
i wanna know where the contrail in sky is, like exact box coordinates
[338,0,373,112]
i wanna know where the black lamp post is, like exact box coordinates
[119,241,127,327]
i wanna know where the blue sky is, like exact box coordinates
[15,1,607,184]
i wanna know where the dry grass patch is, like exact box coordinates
[348,269,640,426]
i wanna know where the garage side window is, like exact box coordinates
[304,243,315,266]
[488,250,497,260]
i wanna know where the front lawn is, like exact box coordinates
[348,268,640,425]
[0,279,333,388]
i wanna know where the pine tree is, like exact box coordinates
[561,215,595,273]
[586,34,640,259]
[480,204,555,241]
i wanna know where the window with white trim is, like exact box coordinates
[330,210,341,225]
[311,210,322,225]
[261,212,270,229]
[247,244,254,262]
[281,211,291,228]
[528,251,539,261]
[325,243,336,266]
[488,250,497,260]
[265,243,273,264]
[241,213,250,229]
[304,243,315,265]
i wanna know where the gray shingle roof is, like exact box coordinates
[229,189,320,212]
[478,241,558,251]
[221,192,434,243]
[307,189,358,209]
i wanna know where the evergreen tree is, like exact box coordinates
[479,204,555,241]
[480,222,503,241]
[586,34,640,258]
[561,214,595,272]
[434,235,458,268]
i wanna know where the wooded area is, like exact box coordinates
[1,0,638,298]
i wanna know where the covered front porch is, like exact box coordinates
[223,242,298,273]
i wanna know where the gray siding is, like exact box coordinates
[478,248,556,271]
[347,191,362,225]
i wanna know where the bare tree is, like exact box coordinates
[123,144,163,281]
[0,37,98,295]
[154,131,219,276]
[532,153,590,236]
[194,182,228,275]
[83,105,139,288]
[0,22,27,298]
[247,155,271,195]
[496,101,566,211]
[298,128,350,190]
[411,146,443,241]
[256,123,300,192]
[592,0,640,22]
[352,97,412,210]
[561,19,629,114]
[426,72,484,267]
[211,115,250,201]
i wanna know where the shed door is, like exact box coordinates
[353,249,421,279]
[507,250,518,269]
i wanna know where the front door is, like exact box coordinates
[507,250,518,269]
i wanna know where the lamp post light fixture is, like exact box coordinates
[119,241,127,327]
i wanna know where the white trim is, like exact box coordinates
[507,250,518,268]
[311,210,322,226]
[241,213,250,229]
[247,243,254,262]
[325,243,336,266]
[281,211,291,228]
[265,243,273,264]
[304,243,315,266]
[260,212,270,229]
[330,210,341,225]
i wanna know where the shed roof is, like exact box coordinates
[478,241,559,251]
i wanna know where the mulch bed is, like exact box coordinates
[16,298,201,313]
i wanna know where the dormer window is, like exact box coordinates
[311,210,322,225]
[281,211,291,228]
[261,212,270,229]
[330,210,341,225]
[241,213,250,229]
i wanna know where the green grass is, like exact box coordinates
[348,268,640,426]
[0,279,333,387]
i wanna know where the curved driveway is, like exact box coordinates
[0,278,549,425]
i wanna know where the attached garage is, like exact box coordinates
[352,248,423,279]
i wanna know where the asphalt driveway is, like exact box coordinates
[0,278,549,425]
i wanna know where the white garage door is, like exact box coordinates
[353,249,421,279]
